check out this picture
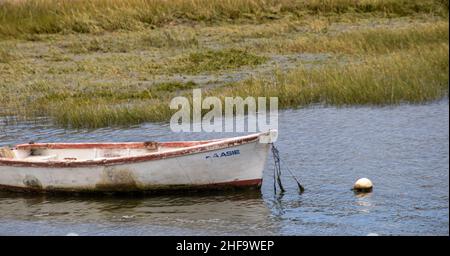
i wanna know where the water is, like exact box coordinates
[0,100,448,235]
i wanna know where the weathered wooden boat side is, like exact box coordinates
[0,131,277,193]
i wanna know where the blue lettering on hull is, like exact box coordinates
[205,149,240,159]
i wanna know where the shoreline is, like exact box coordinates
[0,0,448,128]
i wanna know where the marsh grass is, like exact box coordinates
[45,47,266,76]
[142,30,199,49]
[37,81,198,102]
[62,29,199,54]
[264,21,449,54]
[0,79,200,124]
[0,0,447,39]
[52,99,172,128]
[155,81,197,92]
[0,48,14,63]
[0,42,16,63]
[171,49,268,74]
[3,45,445,128]
[63,37,133,54]
[0,0,448,128]
[212,45,449,108]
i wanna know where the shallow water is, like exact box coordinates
[0,100,448,235]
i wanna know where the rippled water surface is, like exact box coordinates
[0,100,448,235]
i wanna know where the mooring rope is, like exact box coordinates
[270,143,305,194]
[271,143,285,194]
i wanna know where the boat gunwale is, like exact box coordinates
[0,132,264,168]
[13,140,217,150]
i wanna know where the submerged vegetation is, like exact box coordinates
[0,0,448,128]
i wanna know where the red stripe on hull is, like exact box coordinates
[218,179,262,187]
[0,179,263,194]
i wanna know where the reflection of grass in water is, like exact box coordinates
[2,45,444,128]
[0,0,447,39]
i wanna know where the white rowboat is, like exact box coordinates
[0,130,277,193]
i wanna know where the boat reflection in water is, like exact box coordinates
[0,190,279,235]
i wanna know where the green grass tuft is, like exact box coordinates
[171,49,268,74]
[142,30,199,48]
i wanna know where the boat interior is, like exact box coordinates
[0,141,214,162]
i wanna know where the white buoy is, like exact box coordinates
[353,178,373,192]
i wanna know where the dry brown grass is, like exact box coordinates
[0,0,447,39]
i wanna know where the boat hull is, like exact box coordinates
[0,137,271,194]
